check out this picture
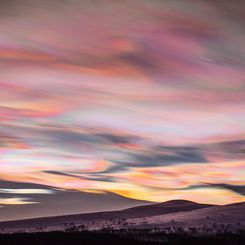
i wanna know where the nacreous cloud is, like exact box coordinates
[0,0,245,208]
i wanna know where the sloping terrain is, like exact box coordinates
[122,200,214,218]
[118,201,245,234]
[0,199,214,232]
[1,200,245,234]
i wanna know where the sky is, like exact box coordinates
[0,0,245,220]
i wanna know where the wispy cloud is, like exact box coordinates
[0,0,244,210]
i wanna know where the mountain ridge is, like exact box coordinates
[0,199,216,231]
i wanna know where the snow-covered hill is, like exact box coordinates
[0,200,244,234]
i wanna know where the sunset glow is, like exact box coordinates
[0,0,244,217]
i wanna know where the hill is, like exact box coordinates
[0,199,215,232]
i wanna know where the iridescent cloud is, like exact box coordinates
[0,0,244,216]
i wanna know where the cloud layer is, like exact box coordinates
[0,0,245,217]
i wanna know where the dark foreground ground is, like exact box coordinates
[0,230,245,245]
